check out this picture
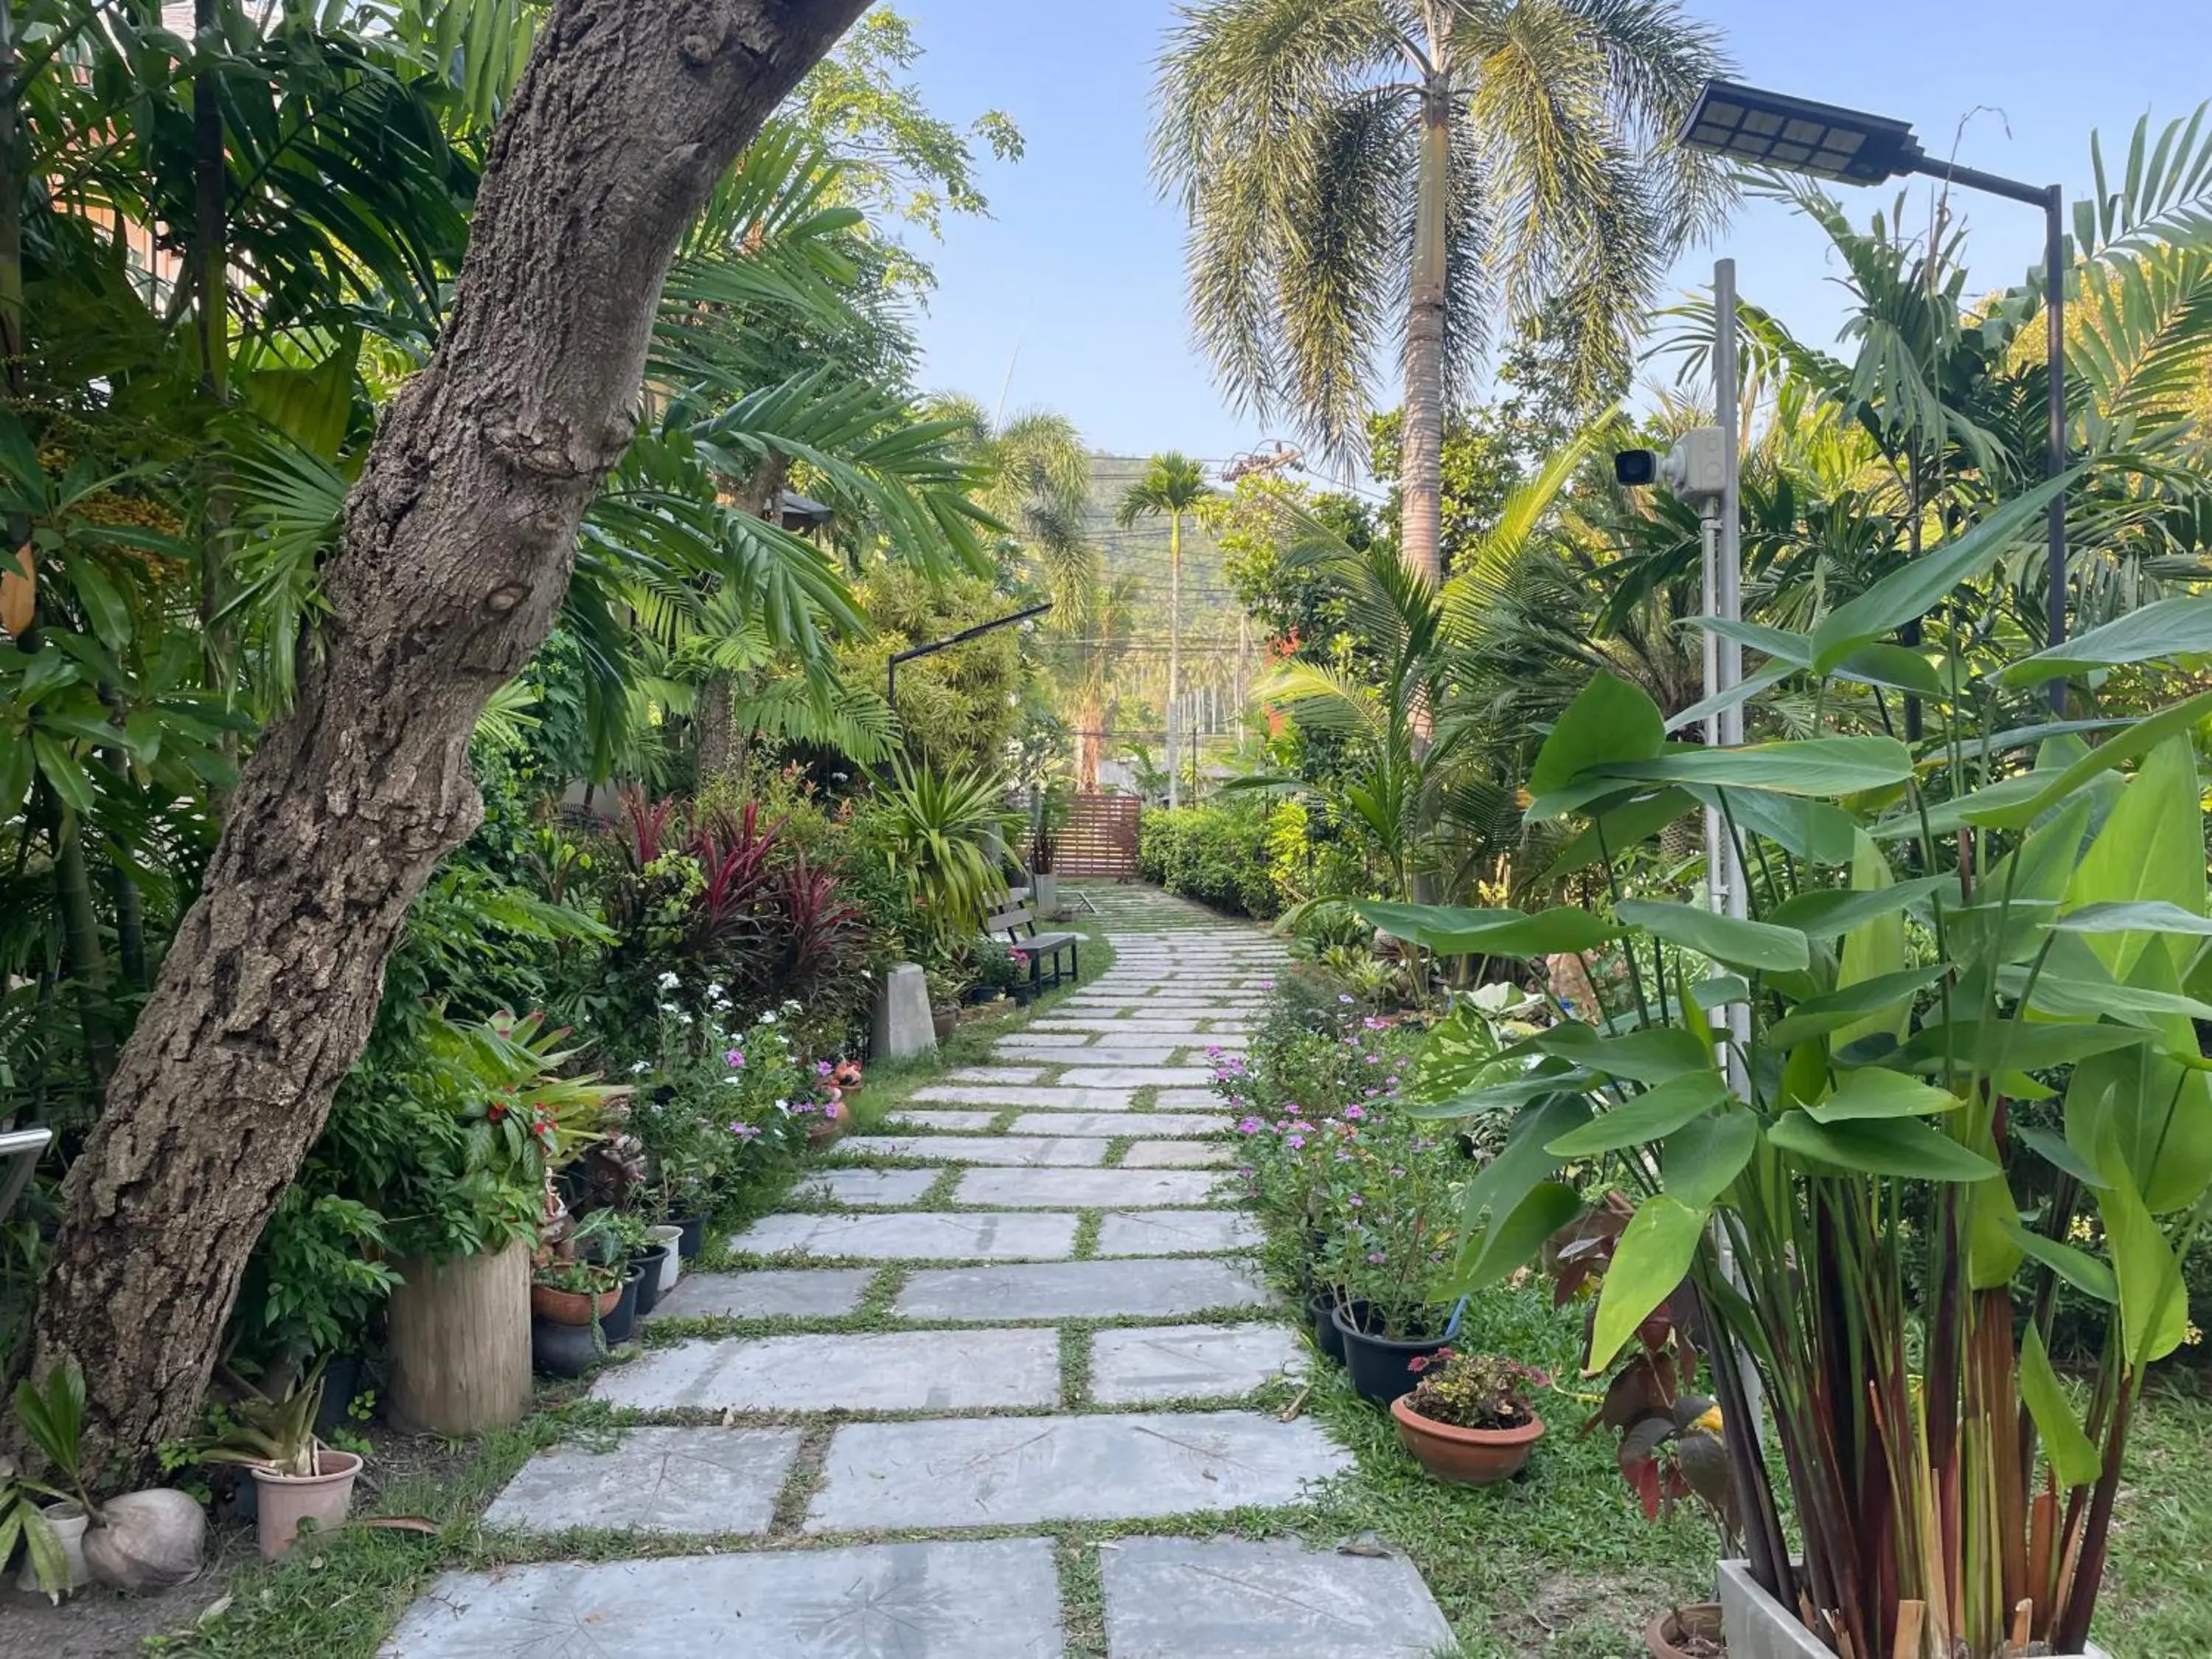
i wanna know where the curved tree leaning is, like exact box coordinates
[27,0,872,1477]
[1153,0,1732,587]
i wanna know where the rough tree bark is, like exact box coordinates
[28,0,871,1476]
[1397,51,1452,594]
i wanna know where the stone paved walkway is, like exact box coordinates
[382,886,1456,1658]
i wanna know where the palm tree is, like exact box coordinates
[1115,452,1213,806]
[928,394,1096,599]
[1153,0,1732,585]
[1050,572,1142,789]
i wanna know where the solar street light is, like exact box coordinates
[1680,80,2070,706]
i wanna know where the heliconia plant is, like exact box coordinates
[1374,473,2212,1659]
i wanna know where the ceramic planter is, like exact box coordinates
[14,1500,91,1595]
[646,1224,684,1290]
[597,1265,646,1346]
[1388,1395,1544,1485]
[931,1008,959,1043]
[806,1113,844,1147]
[249,1451,362,1561]
[1644,1601,1722,1659]
[630,1244,671,1315]
[530,1279,620,1326]
[1716,1562,2110,1659]
[1332,1298,1465,1405]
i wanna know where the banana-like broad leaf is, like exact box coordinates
[1588,1197,1707,1374]
[1662,1110,1759,1208]
[1804,1070,1962,1122]
[1526,671,1664,797]
[1769,875,1952,939]
[2020,1326,2104,1489]
[2002,1217,2118,1303]
[2094,1125,2191,1366]
[1545,1070,1731,1156]
[1767,1111,2000,1182]
[2005,595,2212,683]
[1599,737,1914,799]
[1537,787,1698,883]
[1616,899,1810,974]
[1768,967,1946,1047]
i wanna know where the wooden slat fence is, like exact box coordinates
[1055,792,1141,880]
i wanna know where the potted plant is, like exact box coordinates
[568,1209,650,1339]
[1313,1110,1464,1404]
[924,966,964,1042]
[192,1364,362,1561]
[7,1362,206,1595]
[531,1257,622,1327]
[1388,1349,1548,1484]
[1644,1603,1725,1659]
[1391,521,2208,1659]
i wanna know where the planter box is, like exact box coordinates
[1717,1562,2110,1659]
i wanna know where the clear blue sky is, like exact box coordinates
[889,1,2211,469]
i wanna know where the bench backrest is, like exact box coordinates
[989,905,1039,937]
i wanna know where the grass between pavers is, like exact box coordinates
[635,1297,1279,1344]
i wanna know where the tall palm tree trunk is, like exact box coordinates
[1399,59,1451,591]
[1166,509,1182,809]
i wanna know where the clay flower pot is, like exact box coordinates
[529,1279,620,1326]
[249,1450,362,1561]
[1645,1601,1724,1659]
[1388,1394,1545,1485]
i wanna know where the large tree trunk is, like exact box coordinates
[28,0,870,1478]
[695,453,788,782]
[1399,62,1451,593]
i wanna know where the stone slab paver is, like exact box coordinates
[913,1085,1136,1111]
[1030,1018,1253,1034]
[949,1065,1048,1084]
[987,1031,1096,1048]
[648,1266,874,1321]
[804,1411,1349,1532]
[996,1043,1183,1067]
[480,1425,797,1537]
[1056,1067,1217,1088]
[879,1108,1004,1133]
[795,1167,941,1208]
[1094,1211,1260,1256]
[841,1135,1109,1166]
[894,1257,1267,1321]
[594,1328,1060,1412]
[1119,1140,1231,1169]
[952,1167,1222,1210]
[1004,1111,1226,1138]
[1154,1088,1224,1110]
[1088,1324,1304,1405]
[380,1538,1067,1658]
[1099,1537,1453,1658]
[731,1211,1078,1262]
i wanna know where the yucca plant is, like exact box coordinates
[869,758,1016,956]
[1382,473,2212,1658]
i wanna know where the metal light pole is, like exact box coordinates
[1680,80,2070,709]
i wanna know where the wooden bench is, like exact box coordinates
[988,902,1079,997]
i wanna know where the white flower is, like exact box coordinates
[658,1002,678,1015]
[775,1098,790,1113]
[782,998,801,1012]
[706,981,726,997]
[629,1061,650,1075]
[656,970,681,990]
[759,1011,779,1026]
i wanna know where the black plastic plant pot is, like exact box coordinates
[1310,1291,1349,1364]
[532,1315,601,1379]
[673,1212,707,1259]
[598,1266,645,1346]
[630,1245,670,1317]
[311,1352,363,1441]
[1333,1299,1465,1406]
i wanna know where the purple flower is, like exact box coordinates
[1206,1045,1223,1057]
[815,1060,835,1077]
[1391,1166,1405,1178]
[1347,1195,1364,1207]
[1363,1016,1389,1031]
[1343,1104,1366,1121]
[1257,978,1274,989]
[1286,1134,1307,1150]
[725,1048,746,1067]
[1290,1120,1314,1135]
[1338,994,1355,1004]
[1237,1116,1265,1135]
[1366,1251,1388,1265]
[1335,1152,1354,1162]
[728,1121,760,1139]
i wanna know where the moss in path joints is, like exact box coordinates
[1058,1325,1093,1410]
[765,1419,838,1540]
[1071,1211,1103,1259]
[1099,1136,1135,1169]
[1054,1534,1109,1659]
[919,1167,964,1207]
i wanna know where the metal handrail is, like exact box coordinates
[1,1125,52,1220]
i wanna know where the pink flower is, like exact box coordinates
[1237,1117,1264,1134]
[725,1049,746,1067]
[1286,1134,1306,1150]
[1343,1105,1366,1121]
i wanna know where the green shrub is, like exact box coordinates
[1138,800,1289,919]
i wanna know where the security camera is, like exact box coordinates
[1615,430,1728,509]
[1614,449,1658,487]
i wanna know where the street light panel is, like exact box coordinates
[1679,80,1922,185]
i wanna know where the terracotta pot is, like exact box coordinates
[249,1450,362,1562]
[806,1114,844,1147]
[530,1279,620,1326]
[931,1008,958,1042]
[1645,1601,1724,1659]
[1388,1394,1545,1485]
